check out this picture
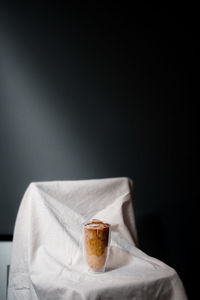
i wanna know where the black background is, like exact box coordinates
[0,3,199,298]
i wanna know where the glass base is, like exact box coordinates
[87,266,106,274]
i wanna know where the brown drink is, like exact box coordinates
[84,219,110,272]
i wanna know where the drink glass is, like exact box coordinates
[83,219,111,273]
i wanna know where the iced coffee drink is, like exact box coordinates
[84,219,110,272]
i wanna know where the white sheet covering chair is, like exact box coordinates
[8,177,187,299]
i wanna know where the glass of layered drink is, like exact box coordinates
[84,219,110,273]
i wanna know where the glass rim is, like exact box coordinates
[83,219,110,229]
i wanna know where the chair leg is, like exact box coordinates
[6,265,10,300]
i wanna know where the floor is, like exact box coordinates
[0,242,12,300]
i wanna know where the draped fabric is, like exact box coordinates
[8,178,187,299]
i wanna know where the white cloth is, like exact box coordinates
[8,177,187,300]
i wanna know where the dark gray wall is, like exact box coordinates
[0,3,198,298]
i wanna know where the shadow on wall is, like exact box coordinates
[136,213,169,263]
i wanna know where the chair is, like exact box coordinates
[7,177,187,299]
